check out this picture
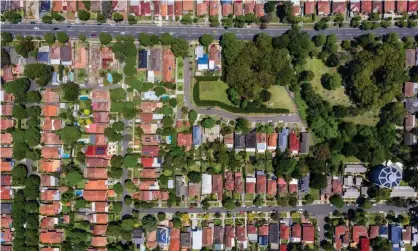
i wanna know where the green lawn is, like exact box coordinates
[343,109,380,127]
[309,188,320,200]
[265,86,297,113]
[304,58,352,107]
[177,57,184,80]
[198,81,234,106]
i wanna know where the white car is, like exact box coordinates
[120,32,125,35]
[34,27,39,30]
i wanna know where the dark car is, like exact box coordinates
[53,27,59,30]
[91,34,97,37]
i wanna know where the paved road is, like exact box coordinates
[183,57,302,123]
[3,23,418,40]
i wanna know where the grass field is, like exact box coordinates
[265,86,297,113]
[304,58,352,107]
[177,57,184,80]
[343,109,380,127]
[198,81,234,106]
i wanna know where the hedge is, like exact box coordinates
[193,80,290,114]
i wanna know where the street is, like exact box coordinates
[2,23,418,40]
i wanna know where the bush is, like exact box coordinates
[321,73,342,90]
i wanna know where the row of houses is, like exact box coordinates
[334,224,418,250]
[140,221,316,250]
[188,126,311,155]
[404,81,418,146]
[139,47,176,83]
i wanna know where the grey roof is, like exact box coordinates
[404,132,417,146]
[193,126,202,146]
[360,186,368,197]
[299,132,310,154]
[299,173,310,193]
[60,46,72,62]
[344,164,367,174]
[406,98,418,114]
[181,232,191,246]
[234,133,245,149]
[149,48,162,72]
[245,131,257,148]
[390,186,417,198]
[0,203,12,214]
[175,175,188,197]
[278,128,289,152]
[132,229,144,245]
[268,224,279,243]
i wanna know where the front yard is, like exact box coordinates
[198,80,234,106]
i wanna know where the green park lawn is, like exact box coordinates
[198,80,234,106]
[265,85,297,113]
[304,58,352,107]
[343,109,380,127]
[176,57,184,80]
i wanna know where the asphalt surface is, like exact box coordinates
[3,23,418,40]
[183,56,302,123]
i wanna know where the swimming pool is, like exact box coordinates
[107,73,113,83]
[79,95,89,101]
[75,190,83,196]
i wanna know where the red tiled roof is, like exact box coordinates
[212,174,223,201]
[267,179,277,195]
[222,3,233,16]
[42,147,60,159]
[170,228,181,251]
[42,118,62,131]
[255,3,264,16]
[203,227,214,246]
[352,225,368,244]
[234,2,243,15]
[175,0,182,16]
[259,225,268,236]
[141,101,162,113]
[141,134,159,145]
[360,237,370,251]
[280,224,290,241]
[188,182,201,197]
[317,0,330,14]
[333,1,346,14]
[39,159,61,173]
[52,0,63,12]
[161,1,167,16]
[361,0,372,13]
[268,133,278,147]
[141,1,151,16]
[225,172,234,191]
[168,3,174,15]
[247,224,257,234]
[0,186,12,200]
[409,0,418,12]
[0,147,12,159]
[40,230,64,244]
[332,178,343,194]
[256,174,266,194]
[85,123,107,134]
[289,183,298,194]
[246,179,255,194]
[93,224,107,235]
[372,1,382,12]
[183,0,194,11]
[236,225,246,241]
[197,2,208,16]
[235,172,243,193]
[402,226,412,241]
[43,89,60,103]
[289,131,300,153]
[140,113,154,123]
[141,157,154,168]
[291,224,301,239]
[43,105,59,117]
[142,145,160,157]
[280,244,288,251]
[404,82,415,97]
[397,0,407,12]
[40,189,60,201]
[1,66,13,82]
[86,158,109,168]
[85,146,108,158]
[244,2,254,14]
[40,217,57,229]
[163,49,175,83]
[85,168,108,180]
[225,225,235,248]
[85,180,108,190]
[369,226,379,239]
[92,236,107,247]
[0,119,14,131]
[385,0,395,12]
[209,0,219,16]
[305,1,315,14]
[1,133,13,144]
[335,226,350,250]
[302,224,315,243]
[40,201,61,216]
[74,46,87,69]
[209,44,221,66]
[140,168,159,179]
[83,190,108,202]
[0,160,14,172]
[177,133,192,151]
[41,132,62,145]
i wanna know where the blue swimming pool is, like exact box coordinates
[75,190,83,196]
[79,95,89,101]
[69,72,74,82]
[107,73,113,83]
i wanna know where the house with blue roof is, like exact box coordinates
[258,235,268,246]
[157,227,170,244]
[40,0,51,12]
[193,126,202,147]
[138,49,148,69]
[390,225,402,245]
[197,54,209,71]
[37,51,50,64]
[379,225,388,238]
[278,128,289,153]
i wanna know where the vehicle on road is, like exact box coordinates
[91,34,97,37]
[34,27,39,30]
[30,22,36,24]
[120,32,125,35]
[207,108,212,111]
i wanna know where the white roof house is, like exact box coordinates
[344,164,367,174]
[192,229,203,250]
[202,174,212,195]
[343,188,360,199]
[195,45,205,59]
[390,186,417,198]
[141,91,159,101]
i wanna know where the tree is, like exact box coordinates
[288,196,298,207]
[26,91,41,103]
[160,33,173,45]
[187,171,202,183]
[96,13,106,23]
[42,15,53,24]
[304,194,314,204]
[112,201,122,213]
[113,12,124,22]
[379,102,406,126]
[43,33,56,45]
[4,11,22,24]
[51,12,65,21]
[128,15,137,25]
[253,195,264,207]
[113,182,123,194]
[157,212,166,221]
[1,32,13,44]
[321,73,342,90]
[235,117,250,133]
[109,167,123,179]
[23,63,54,86]
[123,154,138,168]
[56,32,69,43]
[23,175,40,200]
[223,197,236,210]
[199,34,214,47]
[138,33,151,47]
[62,82,80,101]
[78,34,87,42]
[313,34,326,47]
[78,10,91,21]
[13,104,27,120]
[75,197,87,210]
[201,117,216,129]
[15,36,35,58]
[66,170,83,186]
[99,33,112,45]
[188,110,197,124]
[142,214,158,232]
[11,164,28,186]
[171,38,189,57]
[329,194,344,208]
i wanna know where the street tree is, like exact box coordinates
[199,34,214,47]
[44,33,56,45]
[56,32,69,43]
[78,10,90,21]
[99,33,112,45]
